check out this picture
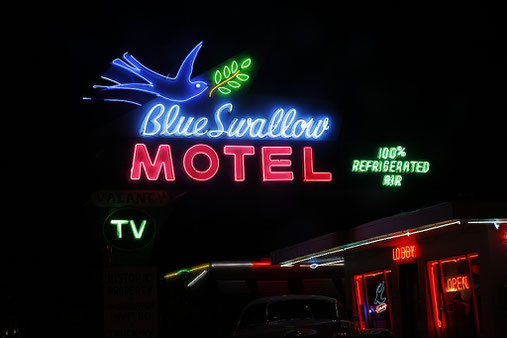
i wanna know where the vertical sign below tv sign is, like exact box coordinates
[104,267,157,338]
[84,41,336,183]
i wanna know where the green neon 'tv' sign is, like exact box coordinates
[110,219,147,239]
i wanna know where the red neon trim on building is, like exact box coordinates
[130,143,175,181]
[392,245,416,261]
[363,270,391,278]
[440,256,467,264]
[427,261,443,329]
[183,144,220,181]
[362,272,381,278]
[353,275,366,330]
[261,146,294,182]
[354,277,364,306]
[223,145,255,182]
[302,147,332,182]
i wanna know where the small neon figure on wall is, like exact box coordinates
[374,281,388,313]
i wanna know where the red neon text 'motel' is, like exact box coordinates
[261,146,294,182]
[129,143,332,182]
[223,146,255,182]
[183,144,220,181]
[130,143,175,181]
[303,147,332,182]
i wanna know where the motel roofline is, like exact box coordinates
[270,200,507,265]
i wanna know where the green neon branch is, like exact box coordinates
[209,58,252,97]
[209,70,241,97]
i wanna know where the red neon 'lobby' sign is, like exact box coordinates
[130,143,332,182]
[392,245,416,261]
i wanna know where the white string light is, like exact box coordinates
[187,270,208,287]
[280,220,462,266]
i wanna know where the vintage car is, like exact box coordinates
[231,295,392,338]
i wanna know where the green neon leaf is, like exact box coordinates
[218,87,231,95]
[241,58,251,69]
[231,60,238,73]
[237,73,249,82]
[228,80,240,88]
[214,70,222,85]
[224,65,231,78]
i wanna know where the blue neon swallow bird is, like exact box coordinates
[90,42,208,105]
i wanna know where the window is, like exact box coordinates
[427,253,480,338]
[353,269,393,331]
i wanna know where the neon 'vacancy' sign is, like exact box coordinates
[85,41,334,182]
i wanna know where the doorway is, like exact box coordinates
[399,263,419,338]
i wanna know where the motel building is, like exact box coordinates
[164,201,507,338]
[82,41,507,338]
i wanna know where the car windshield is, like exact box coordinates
[267,299,337,322]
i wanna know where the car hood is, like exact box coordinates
[269,318,338,336]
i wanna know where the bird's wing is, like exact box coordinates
[174,41,203,81]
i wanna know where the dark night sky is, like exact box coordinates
[3,1,507,284]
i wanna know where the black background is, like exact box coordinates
[2,1,506,336]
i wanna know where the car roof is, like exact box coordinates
[245,295,338,307]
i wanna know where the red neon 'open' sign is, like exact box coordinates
[446,276,470,292]
[392,245,416,261]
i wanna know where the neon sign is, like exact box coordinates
[140,103,330,140]
[85,41,251,105]
[373,281,388,314]
[375,303,387,314]
[446,275,470,292]
[130,143,332,182]
[103,209,156,250]
[86,41,335,184]
[351,146,430,187]
[392,245,416,261]
[109,219,147,239]
[209,57,252,97]
[89,42,208,105]
[374,281,387,305]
